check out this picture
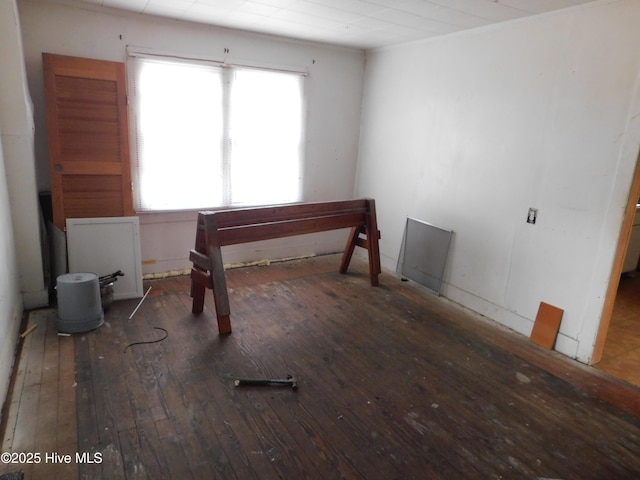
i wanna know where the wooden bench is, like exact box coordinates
[189,198,381,334]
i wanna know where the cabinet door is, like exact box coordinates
[43,53,133,231]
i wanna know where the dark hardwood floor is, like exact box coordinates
[3,254,640,479]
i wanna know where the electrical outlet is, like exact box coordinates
[527,208,537,224]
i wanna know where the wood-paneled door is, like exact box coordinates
[43,53,134,231]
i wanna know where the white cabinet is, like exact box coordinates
[66,217,143,299]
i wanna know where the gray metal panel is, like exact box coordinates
[396,217,452,295]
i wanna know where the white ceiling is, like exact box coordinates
[74,0,599,49]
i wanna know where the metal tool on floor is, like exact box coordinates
[234,374,297,391]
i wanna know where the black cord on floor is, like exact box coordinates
[123,327,168,353]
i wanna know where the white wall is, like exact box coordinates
[0,136,23,413]
[0,0,29,413]
[357,0,640,363]
[18,0,365,274]
[1,0,47,309]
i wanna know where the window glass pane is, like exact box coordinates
[135,59,223,210]
[131,56,305,211]
[228,68,303,206]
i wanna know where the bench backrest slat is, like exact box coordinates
[199,198,372,246]
[202,199,368,228]
[217,212,367,246]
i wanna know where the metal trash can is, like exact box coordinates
[56,272,104,333]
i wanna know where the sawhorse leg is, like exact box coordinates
[190,272,206,314]
[190,267,231,334]
[340,225,361,274]
[209,243,232,334]
[339,225,381,287]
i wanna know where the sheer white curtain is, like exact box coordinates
[130,56,304,212]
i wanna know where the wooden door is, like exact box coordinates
[43,53,133,231]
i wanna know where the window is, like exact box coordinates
[129,55,305,211]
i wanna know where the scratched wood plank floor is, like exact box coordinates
[4,253,640,479]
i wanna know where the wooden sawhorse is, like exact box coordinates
[189,198,381,334]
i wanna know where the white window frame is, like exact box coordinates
[127,48,308,213]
